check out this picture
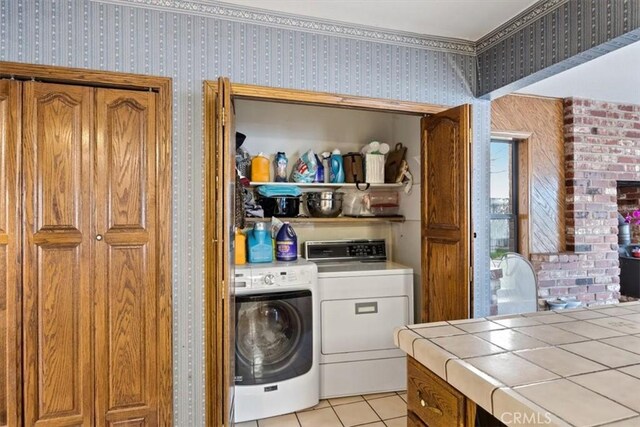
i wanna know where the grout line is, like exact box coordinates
[293,411,302,427]
[362,395,385,422]
[329,404,346,427]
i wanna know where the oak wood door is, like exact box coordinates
[22,81,95,426]
[421,105,472,322]
[94,88,159,426]
[0,80,20,427]
[216,77,236,426]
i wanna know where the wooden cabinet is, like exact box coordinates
[407,356,474,427]
[0,63,172,426]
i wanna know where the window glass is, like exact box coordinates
[490,140,518,260]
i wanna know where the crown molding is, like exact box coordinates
[91,0,476,54]
[476,0,570,53]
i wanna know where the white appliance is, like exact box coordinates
[304,240,413,398]
[233,259,319,423]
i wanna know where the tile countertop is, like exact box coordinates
[394,302,640,427]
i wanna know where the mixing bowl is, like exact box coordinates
[306,192,344,218]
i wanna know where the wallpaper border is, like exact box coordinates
[476,0,570,53]
[90,0,477,54]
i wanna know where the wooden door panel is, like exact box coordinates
[22,82,94,426]
[425,240,467,321]
[421,105,471,323]
[95,88,157,427]
[0,79,20,427]
[425,119,460,230]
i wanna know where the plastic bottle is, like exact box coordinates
[314,153,325,183]
[251,153,270,182]
[275,222,298,261]
[330,149,345,183]
[274,152,288,182]
[321,152,331,183]
[234,231,247,265]
[247,222,273,263]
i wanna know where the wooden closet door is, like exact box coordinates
[94,88,158,426]
[421,105,472,322]
[22,81,94,426]
[0,80,20,427]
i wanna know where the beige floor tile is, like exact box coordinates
[257,413,300,427]
[298,400,331,412]
[296,407,342,427]
[363,392,396,401]
[455,320,505,333]
[466,352,559,387]
[358,423,385,427]
[553,320,626,339]
[475,328,549,351]
[328,395,364,406]
[619,313,640,323]
[619,364,640,379]
[236,421,258,427]
[571,370,640,411]
[514,324,589,345]
[367,395,406,420]
[560,341,640,368]
[430,334,504,359]
[333,401,380,426]
[601,335,640,354]
[587,316,640,334]
[384,416,407,427]
[515,346,607,377]
[514,379,637,426]
[397,392,407,402]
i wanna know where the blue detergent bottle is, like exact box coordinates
[329,149,345,183]
[276,222,298,261]
[247,222,273,263]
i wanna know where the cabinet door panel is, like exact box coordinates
[95,88,157,426]
[0,79,20,427]
[22,81,94,426]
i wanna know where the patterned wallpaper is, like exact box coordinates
[0,1,489,425]
[3,0,638,424]
[477,0,640,97]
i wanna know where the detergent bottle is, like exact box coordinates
[247,222,273,263]
[275,222,297,261]
[329,149,345,183]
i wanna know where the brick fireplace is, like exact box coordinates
[531,98,640,307]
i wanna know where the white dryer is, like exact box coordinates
[304,240,413,399]
[233,259,319,423]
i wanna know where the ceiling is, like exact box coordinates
[517,40,640,104]
[217,0,540,41]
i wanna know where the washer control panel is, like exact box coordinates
[234,261,315,289]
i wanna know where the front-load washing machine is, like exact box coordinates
[233,259,319,423]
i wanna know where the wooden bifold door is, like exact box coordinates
[0,69,171,427]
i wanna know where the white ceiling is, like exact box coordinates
[217,0,540,41]
[517,40,640,104]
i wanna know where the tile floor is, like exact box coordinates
[236,391,407,427]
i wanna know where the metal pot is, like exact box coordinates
[256,195,301,217]
[306,192,344,218]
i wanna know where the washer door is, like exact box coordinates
[235,290,313,385]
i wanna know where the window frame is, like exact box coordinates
[490,138,519,256]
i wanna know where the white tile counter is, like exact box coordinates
[394,302,640,427]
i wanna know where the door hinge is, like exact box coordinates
[221,279,226,300]
[221,107,226,127]
[469,265,474,283]
[469,127,473,144]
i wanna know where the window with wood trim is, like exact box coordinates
[490,139,519,259]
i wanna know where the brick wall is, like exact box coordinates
[618,186,640,242]
[530,98,640,307]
